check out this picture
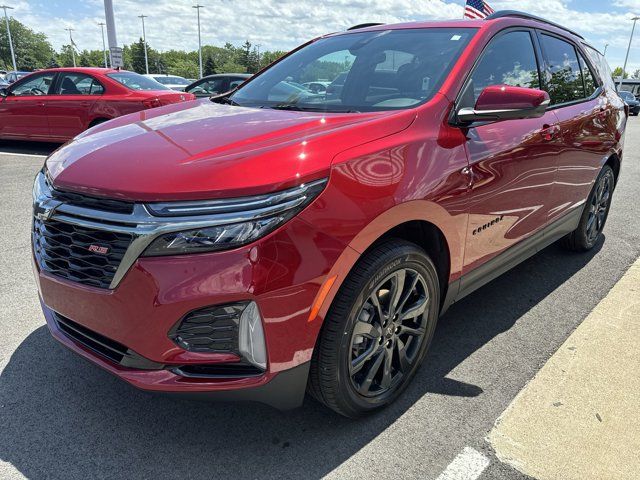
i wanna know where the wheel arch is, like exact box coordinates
[605,153,621,186]
[310,200,463,327]
[88,117,110,129]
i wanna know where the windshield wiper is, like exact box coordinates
[270,104,360,113]
[210,87,241,106]
[211,95,241,106]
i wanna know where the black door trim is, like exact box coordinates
[441,206,583,314]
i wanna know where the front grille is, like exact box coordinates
[46,175,134,215]
[54,313,128,364]
[33,218,133,289]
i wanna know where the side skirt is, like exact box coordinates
[441,206,583,314]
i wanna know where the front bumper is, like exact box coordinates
[44,302,310,409]
[34,215,347,409]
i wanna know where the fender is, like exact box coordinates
[307,199,465,326]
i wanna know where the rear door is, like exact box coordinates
[537,32,613,224]
[0,72,55,139]
[45,72,105,140]
[459,29,561,276]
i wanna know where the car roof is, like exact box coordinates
[36,67,125,75]
[330,11,586,46]
[201,73,251,79]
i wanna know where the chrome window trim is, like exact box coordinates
[33,172,327,289]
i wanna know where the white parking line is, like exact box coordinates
[435,447,490,480]
[0,151,47,158]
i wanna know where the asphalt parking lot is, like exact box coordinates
[1,121,639,480]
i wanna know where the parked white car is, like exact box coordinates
[143,74,191,91]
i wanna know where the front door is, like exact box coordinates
[0,72,55,139]
[458,29,561,279]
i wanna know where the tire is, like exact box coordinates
[308,239,440,418]
[561,165,615,252]
[88,118,109,129]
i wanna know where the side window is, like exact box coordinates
[194,78,226,94]
[577,51,598,97]
[56,73,104,95]
[467,31,541,104]
[584,45,616,92]
[11,73,55,96]
[540,34,584,104]
[229,79,245,89]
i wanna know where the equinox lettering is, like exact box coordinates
[473,215,505,235]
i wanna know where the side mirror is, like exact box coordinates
[457,85,550,124]
[0,87,8,97]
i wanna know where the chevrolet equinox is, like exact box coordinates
[32,11,625,417]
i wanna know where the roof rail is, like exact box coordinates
[485,10,584,40]
[347,23,384,31]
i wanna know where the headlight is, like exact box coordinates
[141,178,327,256]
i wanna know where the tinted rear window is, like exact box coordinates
[107,72,170,91]
[541,34,584,105]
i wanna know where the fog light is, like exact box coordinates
[238,301,267,370]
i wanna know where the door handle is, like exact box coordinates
[461,166,474,189]
[540,124,560,141]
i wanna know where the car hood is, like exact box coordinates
[46,100,416,201]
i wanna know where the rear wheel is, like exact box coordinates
[308,240,440,417]
[561,165,615,252]
[88,118,109,129]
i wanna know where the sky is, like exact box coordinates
[6,0,640,72]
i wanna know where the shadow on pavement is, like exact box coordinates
[0,140,61,157]
[0,240,603,480]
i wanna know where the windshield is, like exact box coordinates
[230,28,476,113]
[107,72,170,91]
[620,91,635,101]
[154,76,190,86]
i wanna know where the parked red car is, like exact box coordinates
[0,67,194,142]
[33,12,625,417]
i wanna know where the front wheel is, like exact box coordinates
[561,165,615,252]
[308,240,440,417]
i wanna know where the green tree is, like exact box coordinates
[612,67,629,80]
[57,45,76,67]
[204,55,217,76]
[261,50,287,67]
[130,38,148,73]
[239,40,252,70]
[0,17,54,70]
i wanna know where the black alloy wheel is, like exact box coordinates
[561,164,615,252]
[308,239,440,417]
[348,268,429,397]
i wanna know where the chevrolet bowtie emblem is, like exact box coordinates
[34,198,61,221]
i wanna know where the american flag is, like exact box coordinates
[464,0,495,19]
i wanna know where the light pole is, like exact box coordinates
[620,16,640,90]
[98,22,108,67]
[193,4,204,79]
[0,5,17,72]
[138,14,149,74]
[65,27,76,67]
[103,0,119,67]
[603,43,609,56]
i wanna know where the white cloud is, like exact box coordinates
[6,0,640,71]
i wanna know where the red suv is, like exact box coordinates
[32,12,625,417]
[0,68,194,142]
